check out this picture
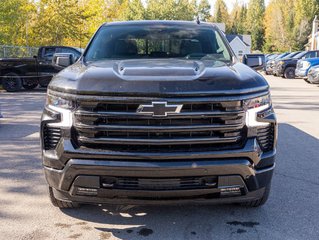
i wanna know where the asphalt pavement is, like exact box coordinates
[0,75,319,240]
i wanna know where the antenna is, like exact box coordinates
[196,16,200,25]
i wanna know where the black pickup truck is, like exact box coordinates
[41,21,277,208]
[0,46,82,92]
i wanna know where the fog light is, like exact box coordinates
[76,187,98,196]
[220,186,242,197]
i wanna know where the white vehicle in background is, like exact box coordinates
[307,65,319,84]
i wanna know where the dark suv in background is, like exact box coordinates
[274,51,319,79]
[41,21,277,208]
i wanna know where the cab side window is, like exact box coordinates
[58,48,81,60]
[305,51,316,59]
[42,47,57,61]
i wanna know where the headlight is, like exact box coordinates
[244,95,271,110]
[46,95,75,110]
[279,61,285,65]
[244,95,272,127]
[302,61,311,69]
[313,67,319,73]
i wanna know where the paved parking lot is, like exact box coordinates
[0,75,319,240]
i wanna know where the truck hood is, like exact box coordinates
[302,58,319,64]
[49,59,269,97]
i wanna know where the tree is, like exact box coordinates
[213,0,228,23]
[145,0,196,21]
[197,0,211,21]
[293,0,319,50]
[246,0,265,51]
[229,1,247,34]
[118,0,145,20]
[0,0,36,46]
[30,0,92,46]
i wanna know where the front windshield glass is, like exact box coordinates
[282,52,299,59]
[85,24,232,63]
[275,53,288,59]
[293,51,307,59]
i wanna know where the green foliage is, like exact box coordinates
[292,0,319,50]
[118,0,145,20]
[229,1,247,34]
[263,0,319,52]
[213,0,228,24]
[146,0,196,21]
[0,0,35,45]
[1,0,319,53]
[246,0,265,51]
[197,0,211,21]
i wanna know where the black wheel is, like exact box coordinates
[240,184,271,207]
[49,187,80,209]
[2,72,22,92]
[23,83,38,90]
[284,67,296,79]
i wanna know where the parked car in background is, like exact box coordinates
[306,65,319,84]
[274,51,319,79]
[295,57,319,79]
[263,54,278,73]
[0,46,83,92]
[272,51,301,76]
[265,52,290,75]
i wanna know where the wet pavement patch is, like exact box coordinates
[55,223,72,229]
[237,229,247,234]
[138,228,154,237]
[227,221,260,228]
[100,232,112,240]
[68,233,82,239]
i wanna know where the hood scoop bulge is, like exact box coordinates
[113,59,205,81]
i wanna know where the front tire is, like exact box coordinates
[49,187,80,209]
[2,72,22,92]
[240,184,271,207]
[284,67,296,79]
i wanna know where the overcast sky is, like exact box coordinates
[210,0,270,12]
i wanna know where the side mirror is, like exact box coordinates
[242,54,265,70]
[52,53,74,68]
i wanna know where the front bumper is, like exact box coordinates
[307,72,319,84]
[275,65,285,76]
[295,68,307,78]
[45,156,275,205]
[265,65,274,74]
[42,137,276,205]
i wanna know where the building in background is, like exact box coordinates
[306,16,319,50]
[213,23,226,32]
[225,34,251,59]
[213,22,251,59]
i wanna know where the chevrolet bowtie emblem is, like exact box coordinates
[137,102,183,117]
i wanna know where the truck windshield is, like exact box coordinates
[84,24,232,63]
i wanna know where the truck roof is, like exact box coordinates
[103,20,218,29]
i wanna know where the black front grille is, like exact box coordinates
[73,99,247,153]
[102,176,217,190]
[257,124,275,152]
[43,125,61,150]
